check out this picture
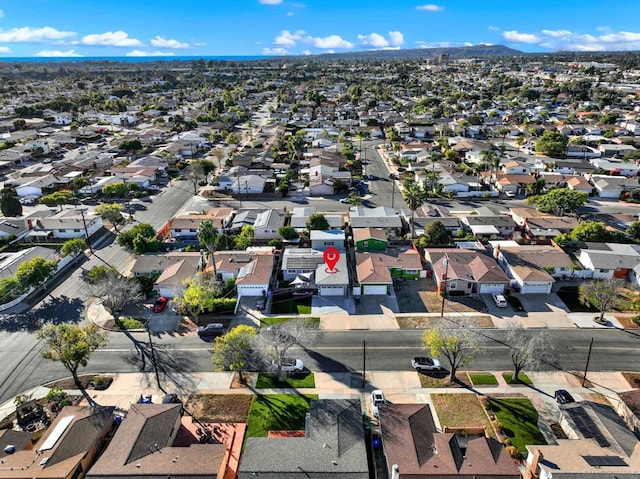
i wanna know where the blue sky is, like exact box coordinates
[0,0,639,57]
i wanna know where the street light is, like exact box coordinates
[440,254,449,318]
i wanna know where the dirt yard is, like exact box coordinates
[397,315,493,329]
[184,394,254,423]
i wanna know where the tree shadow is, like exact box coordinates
[0,296,84,332]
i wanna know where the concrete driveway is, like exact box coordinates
[516,293,570,314]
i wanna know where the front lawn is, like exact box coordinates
[502,373,533,385]
[270,297,312,315]
[469,373,498,386]
[255,372,315,388]
[245,394,317,438]
[489,398,546,453]
[260,316,320,327]
[431,393,494,436]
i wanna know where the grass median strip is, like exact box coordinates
[255,372,315,388]
[468,373,498,386]
[245,393,318,438]
[502,373,533,385]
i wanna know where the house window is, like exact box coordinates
[324,241,334,246]
[467,283,472,289]
[59,229,66,232]
[175,229,182,232]
[362,241,368,247]
[74,229,81,233]
[448,282,457,290]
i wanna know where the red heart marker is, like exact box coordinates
[323,247,340,272]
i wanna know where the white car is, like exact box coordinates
[279,358,304,373]
[411,357,442,371]
[371,389,385,417]
[492,294,508,308]
[505,191,515,198]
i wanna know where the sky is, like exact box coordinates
[0,0,639,58]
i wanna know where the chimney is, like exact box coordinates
[493,243,500,259]
[391,464,400,479]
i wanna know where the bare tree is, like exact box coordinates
[579,278,625,323]
[506,322,557,381]
[422,317,482,382]
[256,318,321,379]
[88,270,143,316]
[185,161,206,194]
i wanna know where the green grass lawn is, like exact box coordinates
[245,394,318,438]
[489,398,546,452]
[255,372,315,388]
[502,373,533,385]
[260,317,321,327]
[270,297,312,315]
[468,373,498,386]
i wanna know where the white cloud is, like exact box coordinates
[125,50,175,57]
[388,31,404,46]
[150,36,189,49]
[258,0,282,4]
[541,29,572,38]
[274,29,305,47]
[358,32,389,48]
[286,11,294,16]
[488,25,500,31]
[0,46,10,54]
[308,34,353,49]
[416,4,444,12]
[0,10,4,18]
[0,26,75,43]
[262,47,288,55]
[502,30,540,43]
[301,49,312,55]
[415,40,454,48]
[35,49,83,57]
[81,31,143,47]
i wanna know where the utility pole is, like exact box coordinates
[362,340,366,389]
[78,207,94,254]
[582,337,594,387]
[391,179,395,209]
[440,254,449,317]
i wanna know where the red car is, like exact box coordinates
[152,297,168,313]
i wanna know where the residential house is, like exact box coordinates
[26,208,103,241]
[419,216,464,237]
[510,208,580,242]
[379,403,520,479]
[501,159,530,175]
[87,404,228,479]
[590,158,640,176]
[524,402,640,479]
[0,246,57,281]
[14,175,65,198]
[493,174,537,195]
[353,227,388,252]
[490,242,558,293]
[616,389,640,436]
[235,252,275,297]
[567,175,594,195]
[229,174,267,195]
[425,249,511,295]
[598,143,637,158]
[1,406,115,479]
[349,206,403,239]
[579,243,640,281]
[238,399,368,479]
[310,229,346,252]
[356,248,422,295]
[282,248,325,281]
[164,208,233,240]
[460,215,515,240]
[0,218,29,243]
[591,175,638,199]
[290,207,345,232]
[315,255,349,296]
[253,209,286,240]
[230,210,258,232]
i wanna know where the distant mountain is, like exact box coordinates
[315,44,523,60]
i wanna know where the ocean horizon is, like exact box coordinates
[0,55,271,63]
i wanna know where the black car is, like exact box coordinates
[162,393,182,404]
[554,389,575,404]
[197,323,225,339]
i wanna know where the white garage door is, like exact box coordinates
[521,283,552,294]
[363,285,388,295]
[320,286,344,296]
[479,283,505,294]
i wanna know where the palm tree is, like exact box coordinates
[403,183,425,239]
[198,220,219,274]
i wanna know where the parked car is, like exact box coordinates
[197,323,225,339]
[554,389,575,404]
[339,197,350,203]
[411,357,441,371]
[505,191,515,198]
[138,394,153,404]
[371,389,385,418]
[492,294,508,308]
[161,393,182,404]
[152,296,168,313]
[279,357,304,373]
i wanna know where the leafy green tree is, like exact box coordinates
[579,278,625,323]
[421,317,482,382]
[628,221,640,241]
[0,186,22,217]
[421,221,450,246]
[39,324,108,390]
[347,191,363,206]
[305,213,330,231]
[211,325,257,383]
[506,322,557,381]
[532,188,587,216]
[13,119,26,130]
[102,181,128,198]
[215,233,235,251]
[278,226,299,240]
[535,130,569,156]
[569,221,611,243]
[86,265,116,284]
[234,225,255,250]
[0,277,24,303]
[118,139,142,153]
[403,183,425,238]
[95,203,124,231]
[16,257,57,289]
[116,223,158,252]
[198,219,218,253]
[39,191,74,209]
[61,238,86,257]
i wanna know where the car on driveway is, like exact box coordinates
[411,357,441,371]
[492,294,508,308]
[152,296,168,313]
[279,357,304,373]
[554,389,575,404]
[371,389,385,417]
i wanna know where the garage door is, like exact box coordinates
[478,283,504,294]
[320,286,344,296]
[521,283,552,294]
[363,285,388,295]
